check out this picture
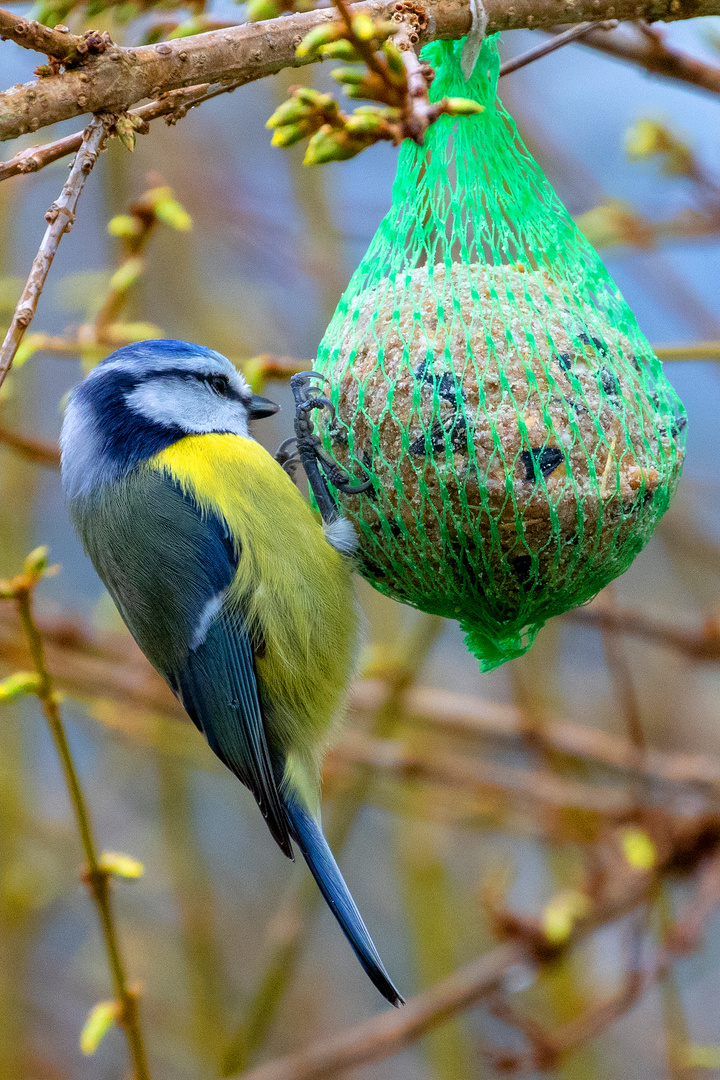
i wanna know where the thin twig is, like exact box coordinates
[578,21,720,98]
[2,559,150,1079]
[0,115,108,390]
[234,811,718,1080]
[0,84,215,183]
[565,601,720,660]
[599,585,649,810]
[498,20,616,78]
[0,424,61,466]
[654,341,720,361]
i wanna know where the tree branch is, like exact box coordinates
[234,810,719,1080]
[0,555,151,1079]
[0,7,85,62]
[0,115,108,388]
[0,423,62,465]
[0,83,217,182]
[1,0,718,145]
[578,21,720,97]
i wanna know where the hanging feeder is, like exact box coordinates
[314,36,686,671]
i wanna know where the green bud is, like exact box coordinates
[443,97,485,116]
[246,0,280,20]
[167,19,204,38]
[354,104,401,119]
[114,115,137,153]
[106,321,165,343]
[350,13,375,40]
[24,546,50,579]
[382,40,406,80]
[304,125,357,165]
[153,196,193,232]
[266,97,310,129]
[345,112,386,136]
[100,851,145,879]
[319,39,361,61]
[13,333,45,368]
[330,66,365,85]
[109,257,144,293]
[0,673,42,702]
[80,1002,118,1056]
[107,214,142,239]
[295,21,344,59]
[373,19,399,40]
[293,86,330,108]
[271,120,315,147]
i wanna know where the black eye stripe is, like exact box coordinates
[137,367,243,400]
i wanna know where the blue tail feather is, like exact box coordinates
[284,796,404,1007]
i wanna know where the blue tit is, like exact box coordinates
[60,339,402,1007]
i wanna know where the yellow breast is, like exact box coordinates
[148,433,356,793]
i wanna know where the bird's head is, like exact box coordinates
[61,339,279,499]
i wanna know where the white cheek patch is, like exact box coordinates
[126,378,249,437]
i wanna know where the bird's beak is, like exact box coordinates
[247,394,280,419]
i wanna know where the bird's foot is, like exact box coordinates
[290,372,372,524]
[275,436,301,482]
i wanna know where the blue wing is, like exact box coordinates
[76,469,293,858]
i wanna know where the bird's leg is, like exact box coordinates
[290,371,372,525]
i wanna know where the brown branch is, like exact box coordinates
[654,341,720,361]
[565,601,720,660]
[235,813,718,1080]
[577,21,720,97]
[499,19,614,77]
[2,0,718,145]
[0,423,61,466]
[0,81,227,181]
[0,115,108,389]
[331,731,634,817]
[3,602,720,793]
[0,7,85,62]
[237,941,525,1080]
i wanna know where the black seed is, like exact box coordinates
[520,446,565,482]
[670,416,688,437]
[580,332,608,355]
[414,358,434,384]
[414,359,464,404]
[410,416,467,456]
[600,366,621,399]
[362,449,372,469]
[557,352,573,372]
[437,371,460,402]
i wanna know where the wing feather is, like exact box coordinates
[76,469,292,857]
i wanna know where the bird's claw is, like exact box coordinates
[290,372,373,524]
[275,437,301,482]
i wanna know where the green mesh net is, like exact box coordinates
[314,35,686,671]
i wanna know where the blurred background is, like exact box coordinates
[2,10,720,1079]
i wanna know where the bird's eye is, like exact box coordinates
[206,375,229,395]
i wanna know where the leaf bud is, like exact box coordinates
[295,21,344,58]
[350,13,375,40]
[442,97,485,116]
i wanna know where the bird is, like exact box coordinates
[60,338,402,1007]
